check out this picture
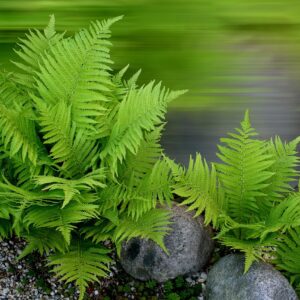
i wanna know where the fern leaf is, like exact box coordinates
[263,136,299,202]
[48,238,111,300]
[0,71,29,107]
[169,153,224,227]
[0,219,12,240]
[23,202,99,244]
[275,227,300,281]
[119,125,163,185]
[12,15,64,88]
[81,218,117,244]
[126,159,173,219]
[111,159,173,220]
[0,104,39,163]
[34,16,122,131]
[216,110,274,223]
[97,183,127,213]
[0,177,61,234]
[18,228,68,259]
[35,168,106,207]
[218,235,265,272]
[0,75,41,163]
[36,101,99,177]
[101,82,173,174]
[113,208,172,255]
[11,153,54,189]
[261,194,300,240]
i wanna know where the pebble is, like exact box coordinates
[0,238,78,300]
[0,237,208,300]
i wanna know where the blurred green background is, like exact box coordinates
[1,0,300,162]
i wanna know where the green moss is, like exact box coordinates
[145,279,157,289]
[166,292,180,300]
[174,276,185,288]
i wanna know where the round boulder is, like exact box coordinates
[206,254,298,300]
[120,204,214,282]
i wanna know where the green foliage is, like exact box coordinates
[145,279,157,289]
[0,16,186,299]
[48,237,112,297]
[171,110,300,283]
[167,153,224,227]
[166,293,180,300]
[275,227,300,292]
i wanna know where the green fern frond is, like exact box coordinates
[34,16,122,131]
[12,15,64,88]
[118,159,173,220]
[275,227,300,289]
[263,136,300,202]
[0,75,41,164]
[218,234,268,272]
[81,218,117,244]
[0,71,29,107]
[216,111,274,223]
[113,208,172,255]
[11,154,54,188]
[0,219,12,240]
[23,203,99,244]
[97,182,128,213]
[261,194,300,241]
[139,159,173,206]
[35,168,106,208]
[18,228,68,260]
[101,82,175,174]
[0,105,40,164]
[0,177,61,235]
[119,125,163,185]
[169,153,224,227]
[36,101,99,177]
[48,237,111,300]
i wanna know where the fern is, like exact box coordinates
[216,110,275,223]
[124,159,174,219]
[263,136,300,202]
[119,125,164,186]
[174,110,300,280]
[275,228,300,291]
[35,168,106,208]
[23,202,99,244]
[168,153,224,227]
[18,228,68,260]
[101,81,186,174]
[113,208,172,255]
[0,15,186,298]
[34,17,122,131]
[13,15,64,89]
[48,237,112,300]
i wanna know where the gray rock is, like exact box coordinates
[120,204,214,282]
[206,254,298,300]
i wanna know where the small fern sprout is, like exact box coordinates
[0,16,187,299]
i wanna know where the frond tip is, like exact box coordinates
[48,238,112,300]
[169,153,223,227]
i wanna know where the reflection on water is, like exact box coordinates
[1,0,300,164]
[163,41,300,164]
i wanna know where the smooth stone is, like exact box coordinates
[206,254,298,300]
[120,204,214,282]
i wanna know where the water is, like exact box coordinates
[1,0,300,164]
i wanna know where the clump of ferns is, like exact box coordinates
[0,16,186,298]
[168,111,300,291]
